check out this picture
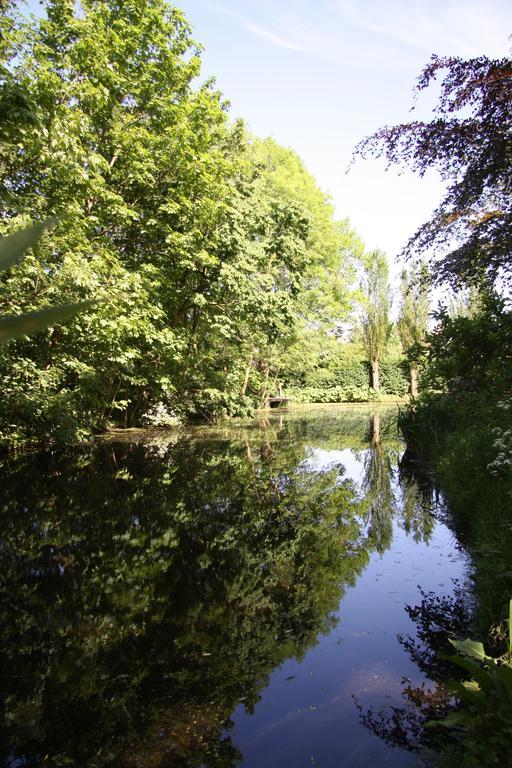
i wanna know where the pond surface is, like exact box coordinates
[0,406,470,767]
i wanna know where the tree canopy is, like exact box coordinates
[0,0,363,444]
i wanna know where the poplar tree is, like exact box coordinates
[360,249,391,391]
[397,262,429,396]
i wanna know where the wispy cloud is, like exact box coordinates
[335,0,511,58]
[205,0,317,55]
[243,20,315,53]
[204,0,511,71]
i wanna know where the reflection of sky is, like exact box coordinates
[230,444,470,768]
[303,447,365,485]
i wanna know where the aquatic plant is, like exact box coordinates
[428,599,512,767]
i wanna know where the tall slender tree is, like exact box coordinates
[360,249,391,391]
[397,261,429,397]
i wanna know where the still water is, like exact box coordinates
[0,406,470,767]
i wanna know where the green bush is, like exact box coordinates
[380,360,410,396]
[286,385,380,404]
[187,388,255,421]
[285,359,409,402]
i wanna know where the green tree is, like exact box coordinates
[248,138,362,328]
[360,249,392,391]
[397,261,429,396]
[448,284,485,320]
[0,0,354,443]
[1,0,236,439]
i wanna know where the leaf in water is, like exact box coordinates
[0,219,55,271]
[0,302,95,343]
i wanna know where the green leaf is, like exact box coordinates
[449,638,489,661]
[425,710,473,729]
[509,598,512,661]
[444,653,491,689]
[0,219,55,272]
[0,301,95,343]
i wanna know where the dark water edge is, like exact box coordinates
[0,406,471,767]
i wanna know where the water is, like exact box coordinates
[0,406,470,767]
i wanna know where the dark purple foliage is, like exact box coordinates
[354,53,512,289]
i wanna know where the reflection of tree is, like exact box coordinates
[360,414,396,554]
[397,446,438,544]
[399,478,436,543]
[398,446,438,508]
[356,582,474,760]
[0,430,372,768]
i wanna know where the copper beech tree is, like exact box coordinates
[355,53,512,291]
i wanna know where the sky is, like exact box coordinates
[173,0,512,274]
[24,0,512,276]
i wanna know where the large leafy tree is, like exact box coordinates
[186,138,362,412]
[0,0,352,443]
[245,139,363,401]
[248,138,361,327]
[1,0,238,438]
[355,52,512,290]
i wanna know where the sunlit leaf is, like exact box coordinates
[449,638,488,661]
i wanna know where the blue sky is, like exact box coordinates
[175,0,512,272]
[24,0,512,274]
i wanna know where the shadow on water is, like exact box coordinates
[0,407,470,767]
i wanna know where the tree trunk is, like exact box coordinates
[240,349,254,397]
[371,360,380,391]
[410,362,419,398]
[371,412,381,445]
[259,363,270,407]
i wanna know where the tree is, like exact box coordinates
[0,0,356,443]
[360,414,396,555]
[248,138,362,328]
[355,52,512,291]
[1,0,238,439]
[360,249,392,391]
[448,284,485,320]
[397,261,429,397]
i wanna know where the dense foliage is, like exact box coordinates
[0,0,368,446]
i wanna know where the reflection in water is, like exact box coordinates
[0,407,467,767]
[361,415,396,554]
[357,583,474,760]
